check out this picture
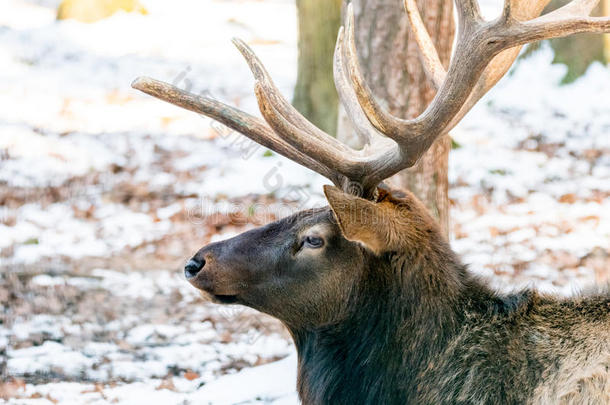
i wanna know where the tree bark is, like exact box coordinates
[293,0,342,136]
[57,0,147,22]
[338,0,454,237]
[605,0,610,64]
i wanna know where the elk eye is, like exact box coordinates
[303,236,324,249]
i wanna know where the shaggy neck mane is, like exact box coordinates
[291,225,504,404]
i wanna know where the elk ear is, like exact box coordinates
[323,185,390,255]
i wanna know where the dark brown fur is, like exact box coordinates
[187,186,609,404]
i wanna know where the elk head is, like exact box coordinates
[132,0,610,327]
[181,185,446,329]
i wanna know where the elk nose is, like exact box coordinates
[184,258,205,280]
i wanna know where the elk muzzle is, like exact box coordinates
[184,242,249,304]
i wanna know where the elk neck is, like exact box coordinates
[290,227,499,403]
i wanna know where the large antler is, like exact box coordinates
[345,0,609,155]
[133,0,610,198]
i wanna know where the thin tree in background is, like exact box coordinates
[293,0,342,136]
[603,0,610,61]
[57,0,147,22]
[535,0,607,83]
[338,0,454,236]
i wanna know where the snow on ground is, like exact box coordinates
[450,51,610,296]
[0,0,608,404]
[3,269,293,404]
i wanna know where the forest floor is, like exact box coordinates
[1,0,609,404]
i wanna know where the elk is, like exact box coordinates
[133,0,610,403]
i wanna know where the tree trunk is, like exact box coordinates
[603,0,610,65]
[293,0,342,136]
[57,0,147,22]
[534,0,606,83]
[338,0,454,237]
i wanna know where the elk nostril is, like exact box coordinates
[184,258,205,280]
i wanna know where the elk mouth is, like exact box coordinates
[189,274,242,304]
[212,294,239,304]
[198,288,241,305]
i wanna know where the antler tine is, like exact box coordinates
[556,0,600,15]
[342,4,421,142]
[403,0,447,90]
[455,0,482,25]
[231,38,353,155]
[444,0,552,131]
[342,1,482,150]
[134,0,609,200]
[448,0,608,135]
[342,1,492,156]
[486,1,609,60]
[506,8,610,47]
[254,81,363,178]
[342,0,610,166]
[501,0,524,22]
[333,27,394,149]
[509,0,599,22]
[231,37,370,180]
[131,77,342,184]
[501,0,552,22]
[332,26,420,193]
[501,0,512,21]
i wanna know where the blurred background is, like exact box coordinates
[0,0,608,403]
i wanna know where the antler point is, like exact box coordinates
[131,76,152,90]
